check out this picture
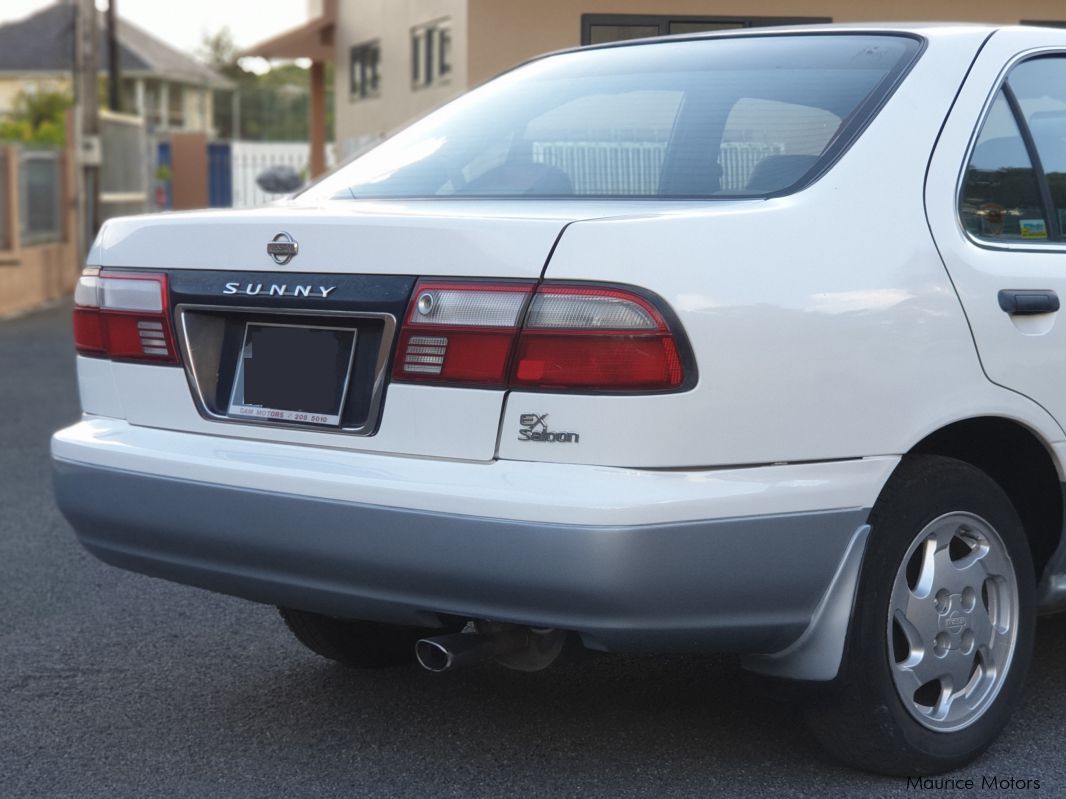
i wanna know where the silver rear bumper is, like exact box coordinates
[53,457,869,669]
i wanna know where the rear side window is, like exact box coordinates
[961,55,1066,243]
[305,34,921,202]
[961,92,1048,241]
[1007,58,1066,237]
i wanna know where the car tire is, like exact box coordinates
[279,607,437,668]
[804,455,1036,776]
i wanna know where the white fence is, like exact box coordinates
[718,142,786,191]
[231,141,337,208]
[533,141,666,195]
[100,110,149,221]
[532,140,788,195]
[229,139,787,203]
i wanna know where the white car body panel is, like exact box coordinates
[49,25,1066,683]
[79,28,1066,471]
[506,28,1066,467]
[927,27,1066,433]
[52,418,898,525]
[79,356,505,461]
[87,200,697,278]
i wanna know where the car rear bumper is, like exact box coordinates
[52,418,894,658]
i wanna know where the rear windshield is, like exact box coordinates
[304,34,920,202]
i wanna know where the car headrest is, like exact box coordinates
[461,162,574,195]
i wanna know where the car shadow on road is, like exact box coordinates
[138,612,1066,794]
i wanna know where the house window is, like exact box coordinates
[581,14,832,45]
[412,18,452,89]
[168,84,185,129]
[350,40,381,101]
[143,80,160,127]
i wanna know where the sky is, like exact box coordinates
[0,0,312,63]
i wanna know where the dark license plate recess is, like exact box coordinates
[228,322,357,426]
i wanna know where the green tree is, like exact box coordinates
[0,90,71,145]
[197,27,246,83]
[197,27,334,142]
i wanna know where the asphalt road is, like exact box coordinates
[3,301,1066,798]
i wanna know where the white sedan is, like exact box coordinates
[52,23,1066,775]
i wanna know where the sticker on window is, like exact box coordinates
[1019,219,1048,239]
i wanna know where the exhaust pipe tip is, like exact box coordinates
[414,628,536,673]
[415,638,454,673]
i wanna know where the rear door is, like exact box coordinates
[927,28,1066,431]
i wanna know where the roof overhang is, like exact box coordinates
[243,0,335,63]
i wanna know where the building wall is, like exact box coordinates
[466,0,1066,86]
[333,0,468,151]
[331,0,1066,147]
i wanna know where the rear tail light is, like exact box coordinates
[73,268,179,364]
[393,280,687,392]
[513,286,683,390]
[392,282,534,386]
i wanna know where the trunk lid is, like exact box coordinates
[86,200,697,461]
[89,199,675,277]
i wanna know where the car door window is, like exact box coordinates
[1003,57,1066,237]
[960,91,1048,241]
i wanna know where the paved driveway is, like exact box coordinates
[2,302,1063,798]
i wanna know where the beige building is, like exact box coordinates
[252,0,1066,170]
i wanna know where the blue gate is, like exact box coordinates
[207,142,233,208]
[156,140,172,210]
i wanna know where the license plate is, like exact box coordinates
[227,322,357,427]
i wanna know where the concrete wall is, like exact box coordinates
[0,135,79,318]
[169,132,209,210]
[333,0,468,149]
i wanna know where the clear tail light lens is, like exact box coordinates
[392,280,687,392]
[73,268,179,364]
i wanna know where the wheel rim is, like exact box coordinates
[886,511,1019,733]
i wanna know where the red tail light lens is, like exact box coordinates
[392,281,534,386]
[392,281,686,392]
[73,268,179,364]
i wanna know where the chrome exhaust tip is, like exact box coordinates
[415,637,460,673]
[414,629,528,673]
